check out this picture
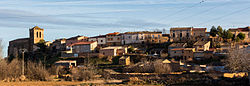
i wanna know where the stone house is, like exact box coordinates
[121,32,145,45]
[170,27,207,42]
[192,28,207,38]
[193,41,210,51]
[66,35,88,48]
[119,56,130,65]
[169,48,185,58]
[144,32,164,43]
[70,41,97,53]
[168,43,187,54]
[88,35,106,46]
[229,26,250,42]
[50,38,67,54]
[106,32,122,46]
[183,48,195,61]
[121,31,166,45]
[55,60,77,68]
[193,51,205,60]
[99,46,127,57]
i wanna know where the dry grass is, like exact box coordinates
[0,59,50,81]
[71,67,96,81]
[0,81,83,86]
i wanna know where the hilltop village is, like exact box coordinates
[6,26,250,85]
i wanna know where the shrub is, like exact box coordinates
[71,67,95,81]
[0,59,50,81]
[25,61,50,81]
[153,60,172,74]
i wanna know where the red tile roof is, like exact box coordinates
[107,32,120,35]
[170,27,192,30]
[229,26,250,32]
[192,28,206,31]
[67,35,88,40]
[70,41,96,46]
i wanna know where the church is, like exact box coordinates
[8,26,44,57]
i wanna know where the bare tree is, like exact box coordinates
[224,48,250,72]
[154,60,172,74]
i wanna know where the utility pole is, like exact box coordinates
[19,49,27,81]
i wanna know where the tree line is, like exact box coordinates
[210,26,245,42]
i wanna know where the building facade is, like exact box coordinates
[106,32,122,46]
[99,46,127,57]
[66,35,88,48]
[193,41,211,51]
[50,38,67,54]
[8,26,44,57]
[229,26,250,42]
[88,35,106,46]
[71,41,97,53]
[170,27,207,42]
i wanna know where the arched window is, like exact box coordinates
[40,32,42,38]
[37,32,39,38]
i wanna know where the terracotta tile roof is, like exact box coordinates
[184,48,195,50]
[169,43,187,47]
[124,31,162,34]
[229,26,250,32]
[107,32,120,35]
[192,28,206,31]
[171,48,185,51]
[170,27,192,30]
[194,41,210,46]
[31,26,43,30]
[67,35,88,40]
[70,41,96,46]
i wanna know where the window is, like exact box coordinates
[152,35,154,38]
[180,33,182,37]
[174,51,176,53]
[101,40,103,42]
[36,32,39,38]
[39,32,42,38]
[186,33,189,37]
[158,35,160,38]
[117,37,120,40]
[173,33,175,37]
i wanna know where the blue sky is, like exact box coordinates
[0,0,250,57]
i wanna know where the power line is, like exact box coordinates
[167,1,230,25]
[135,0,207,30]
[198,5,250,25]
[156,0,207,22]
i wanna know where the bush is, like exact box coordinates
[0,59,22,81]
[0,59,50,81]
[71,67,95,81]
[154,60,172,74]
[25,61,50,81]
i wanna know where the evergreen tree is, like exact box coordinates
[225,30,233,39]
[237,33,246,40]
[217,26,223,37]
[210,26,217,37]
